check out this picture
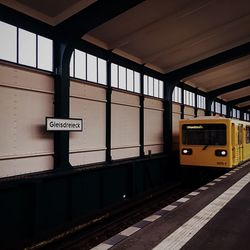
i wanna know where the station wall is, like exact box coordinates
[0,63,54,178]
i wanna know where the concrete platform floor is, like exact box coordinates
[92,161,250,250]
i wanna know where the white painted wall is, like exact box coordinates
[0,63,54,178]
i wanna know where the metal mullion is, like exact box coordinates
[85,53,88,81]
[133,71,135,92]
[125,67,128,90]
[16,28,19,64]
[117,65,120,89]
[97,57,99,84]
[73,50,75,78]
[36,34,38,69]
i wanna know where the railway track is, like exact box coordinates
[31,168,226,250]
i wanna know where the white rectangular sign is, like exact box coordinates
[46,117,83,131]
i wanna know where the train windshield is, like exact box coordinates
[182,124,226,145]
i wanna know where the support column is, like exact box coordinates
[53,41,73,169]
[180,85,184,119]
[163,80,175,155]
[139,68,145,157]
[194,89,198,117]
[226,106,232,118]
[106,55,112,162]
[205,96,213,116]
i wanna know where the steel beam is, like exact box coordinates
[227,95,250,106]
[165,42,250,81]
[55,1,144,41]
[207,79,250,97]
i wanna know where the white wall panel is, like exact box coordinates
[197,109,205,117]
[144,97,164,155]
[70,150,106,166]
[184,106,195,116]
[0,64,54,178]
[70,81,106,166]
[112,147,139,160]
[111,90,140,159]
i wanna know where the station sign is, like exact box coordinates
[46,117,83,131]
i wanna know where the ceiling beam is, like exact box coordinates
[207,79,250,97]
[240,105,250,110]
[165,42,250,81]
[227,95,250,106]
[55,0,144,41]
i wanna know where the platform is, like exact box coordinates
[92,161,250,250]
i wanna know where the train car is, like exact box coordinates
[179,117,250,169]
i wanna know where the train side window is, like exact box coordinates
[246,126,250,144]
[238,125,243,145]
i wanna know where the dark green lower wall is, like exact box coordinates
[0,155,177,249]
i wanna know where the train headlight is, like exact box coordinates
[215,150,227,157]
[182,148,192,155]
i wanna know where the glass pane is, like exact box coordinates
[159,81,163,99]
[127,69,134,91]
[37,36,53,71]
[178,87,182,103]
[118,66,126,90]
[70,51,74,77]
[75,49,86,79]
[87,54,97,82]
[154,79,159,98]
[182,124,226,145]
[148,77,153,96]
[19,29,36,67]
[98,58,107,85]
[111,63,118,87]
[144,75,148,95]
[134,72,140,93]
[0,21,17,62]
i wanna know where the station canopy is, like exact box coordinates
[1,0,249,111]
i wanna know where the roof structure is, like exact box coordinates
[0,0,249,110]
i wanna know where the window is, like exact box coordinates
[222,104,227,115]
[184,90,195,107]
[118,66,126,89]
[232,108,236,118]
[236,110,240,119]
[134,72,140,93]
[211,101,215,112]
[159,81,163,98]
[0,21,17,62]
[111,63,140,93]
[0,21,53,71]
[37,36,53,71]
[19,29,36,67]
[182,124,226,145]
[127,69,134,91]
[172,86,182,103]
[197,95,206,109]
[97,58,106,85]
[87,54,97,83]
[148,77,154,96]
[143,75,163,99]
[246,126,250,144]
[215,102,221,114]
[75,49,86,80]
[111,63,118,87]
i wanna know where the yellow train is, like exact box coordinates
[179,117,250,169]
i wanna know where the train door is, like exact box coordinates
[238,124,243,162]
[231,123,237,165]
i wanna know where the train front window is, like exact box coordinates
[182,124,226,145]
